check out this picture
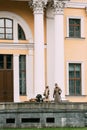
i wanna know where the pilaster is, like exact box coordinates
[26,50,34,99]
[13,54,20,102]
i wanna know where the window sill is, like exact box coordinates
[65,95,87,97]
[20,95,27,96]
[65,37,85,40]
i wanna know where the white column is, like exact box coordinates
[31,0,47,97]
[46,8,55,100]
[13,54,20,102]
[53,0,66,100]
[26,50,34,99]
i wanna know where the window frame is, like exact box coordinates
[0,18,13,40]
[67,16,84,38]
[69,63,81,95]
[66,61,85,96]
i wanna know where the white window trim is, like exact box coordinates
[66,61,85,95]
[0,11,33,43]
[67,16,84,38]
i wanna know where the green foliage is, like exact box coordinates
[2,128,87,130]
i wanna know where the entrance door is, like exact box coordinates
[0,55,13,102]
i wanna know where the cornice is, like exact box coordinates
[67,2,87,8]
[0,43,34,50]
[13,0,87,9]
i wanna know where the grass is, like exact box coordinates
[2,128,87,130]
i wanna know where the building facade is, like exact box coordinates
[0,0,87,102]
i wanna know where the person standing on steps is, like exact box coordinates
[53,83,62,103]
[43,86,50,102]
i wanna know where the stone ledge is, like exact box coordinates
[0,102,87,111]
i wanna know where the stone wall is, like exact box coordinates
[0,102,87,128]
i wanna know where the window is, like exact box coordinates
[21,118,40,123]
[0,18,13,39]
[0,18,26,40]
[18,24,26,40]
[0,55,13,69]
[19,55,26,95]
[69,19,81,38]
[69,63,81,95]
[6,118,15,124]
[0,12,33,42]
[67,16,84,38]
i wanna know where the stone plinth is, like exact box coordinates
[0,102,87,128]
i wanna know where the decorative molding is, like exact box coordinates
[47,1,87,10]
[0,43,34,50]
[29,0,48,14]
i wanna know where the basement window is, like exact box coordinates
[21,118,40,123]
[6,118,15,123]
[46,117,55,123]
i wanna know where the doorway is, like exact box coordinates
[0,54,13,102]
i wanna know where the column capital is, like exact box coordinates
[53,0,65,15]
[52,0,70,15]
[29,0,48,14]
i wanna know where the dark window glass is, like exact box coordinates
[69,63,81,95]
[0,55,12,69]
[69,19,81,38]
[0,55,4,69]
[19,55,26,95]
[46,118,55,123]
[6,55,13,69]
[6,118,15,123]
[0,18,13,40]
[21,118,40,123]
[18,24,26,40]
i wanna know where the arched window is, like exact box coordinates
[18,24,26,40]
[0,18,13,40]
[0,18,26,40]
[0,12,33,42]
